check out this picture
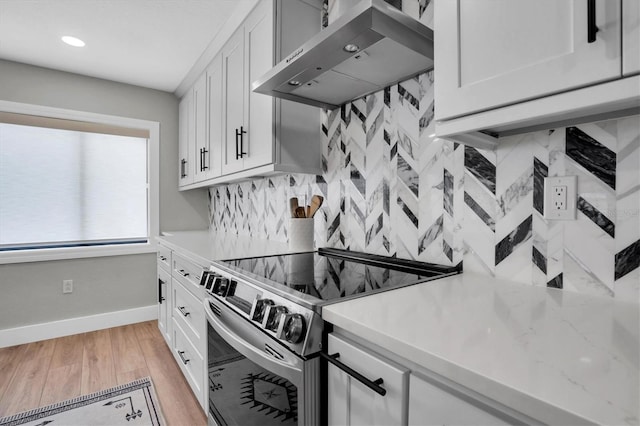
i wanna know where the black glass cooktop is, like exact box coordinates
[221,248,460,303]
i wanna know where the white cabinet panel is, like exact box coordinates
[172,319,205,409]
[327,333,409,426]
[157,245,171,272]
[435,0,622,121]
[157,266,171,343]
[204,54,223,179]
[408,373,512,426]
[178,92,194,186]
[172,279,205,352]
[623,0,640,75]
[222,28,246,176]
[244,0,274,171]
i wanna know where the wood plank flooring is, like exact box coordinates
[0,321,206,425]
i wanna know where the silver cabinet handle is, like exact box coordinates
[177,269,190,277]
[178,350,190,364]
[159,255,167,261]
[178,306,190,317]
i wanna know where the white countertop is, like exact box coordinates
[323,272,639,426]
[156,230,292,265]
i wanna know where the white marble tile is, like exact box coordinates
[565,215,615,290]
[463,203,496,271]
[563,250,614,298]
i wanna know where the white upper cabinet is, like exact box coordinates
[221,28,246,176]
[178,91,194,187]
[222,0,274,175]
[180,0,323,190]
[435,0,622,121]
[433,0,640,149]
[623,0,640,76]
[244,1,275,172]
[192,73,210,181]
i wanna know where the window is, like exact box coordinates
[0,101,159,263]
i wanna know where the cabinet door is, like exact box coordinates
[178,92,194,186]
[221,28,246,175]
[435,0,622,121]
[172,319,205,409]
[327,334,409,426]
[623,0,640,76]
[192,72,208,183]
[205,54,223,179]
[408,373,513,426]
[157,267,171,343]
[243,0,274,170]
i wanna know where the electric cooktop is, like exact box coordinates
[220,247,460,305]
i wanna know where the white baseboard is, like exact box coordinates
[0,305,158,348]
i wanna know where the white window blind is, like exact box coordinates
[0,119,149,251]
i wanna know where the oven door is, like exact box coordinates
[204,297,319,426]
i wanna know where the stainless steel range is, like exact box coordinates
[202,248,460,426]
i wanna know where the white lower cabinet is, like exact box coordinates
[157,243,207,412]
[171,319,205,408]
[328,331,536,426]
[327,333,409,426]
[408,373,513,426]
[157,267,171,343]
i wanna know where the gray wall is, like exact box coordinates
[0,59,209,330]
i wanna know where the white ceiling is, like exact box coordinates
[0,0,256,93]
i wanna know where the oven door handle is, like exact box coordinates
[204,298,304,386]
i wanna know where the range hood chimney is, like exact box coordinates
[252,0,434,110]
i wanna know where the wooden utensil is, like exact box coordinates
[308,195,324,218]
[295,206,306,218]
[289,197,299,218]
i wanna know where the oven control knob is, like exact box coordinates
[252,299,274,323]
[265,305,288,331]
[282,313,306,344]
[212,277,229,297]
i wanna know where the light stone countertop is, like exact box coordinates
[156,230,292,266]
[322,272,639,426]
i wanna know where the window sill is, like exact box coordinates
[0,242,158,265]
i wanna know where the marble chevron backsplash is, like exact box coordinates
[208,0,639,303]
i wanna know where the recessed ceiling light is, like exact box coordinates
[343,44,359,53]
[61,36,85,47]
[288,80,301,86]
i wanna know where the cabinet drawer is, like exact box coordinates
[328,333,409,426]
[409,373,512,425]
[172,252,205,296]
[157,245,172,272]
[172,279,205,352]
[172,319,205,409]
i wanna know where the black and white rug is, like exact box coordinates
[0,377,165,426]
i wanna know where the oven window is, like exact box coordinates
[208,323,298,425]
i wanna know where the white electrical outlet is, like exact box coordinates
[63,279,73,294]
[544,176,577,220]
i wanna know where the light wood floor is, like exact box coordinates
[0,321,207,425]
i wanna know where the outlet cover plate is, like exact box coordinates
[544,176,577,220]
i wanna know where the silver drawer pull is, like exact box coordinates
[159,255,167,261]
[178,306,190,317]
[177,269,190,277]
[178,350,190,364]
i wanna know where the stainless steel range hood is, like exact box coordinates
[252,0,434,110]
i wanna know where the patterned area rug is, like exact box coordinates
[0,377,164,426]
